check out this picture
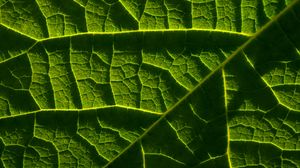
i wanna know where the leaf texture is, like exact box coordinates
[0,0,300,167]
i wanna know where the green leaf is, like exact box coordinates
[0,0,300,167]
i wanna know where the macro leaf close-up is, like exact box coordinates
[0,0,300,167]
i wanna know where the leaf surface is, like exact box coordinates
[0,0,300,167]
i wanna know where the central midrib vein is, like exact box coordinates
[0,105,163,120]
[0,23,252,42]
[38,28,251,42]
